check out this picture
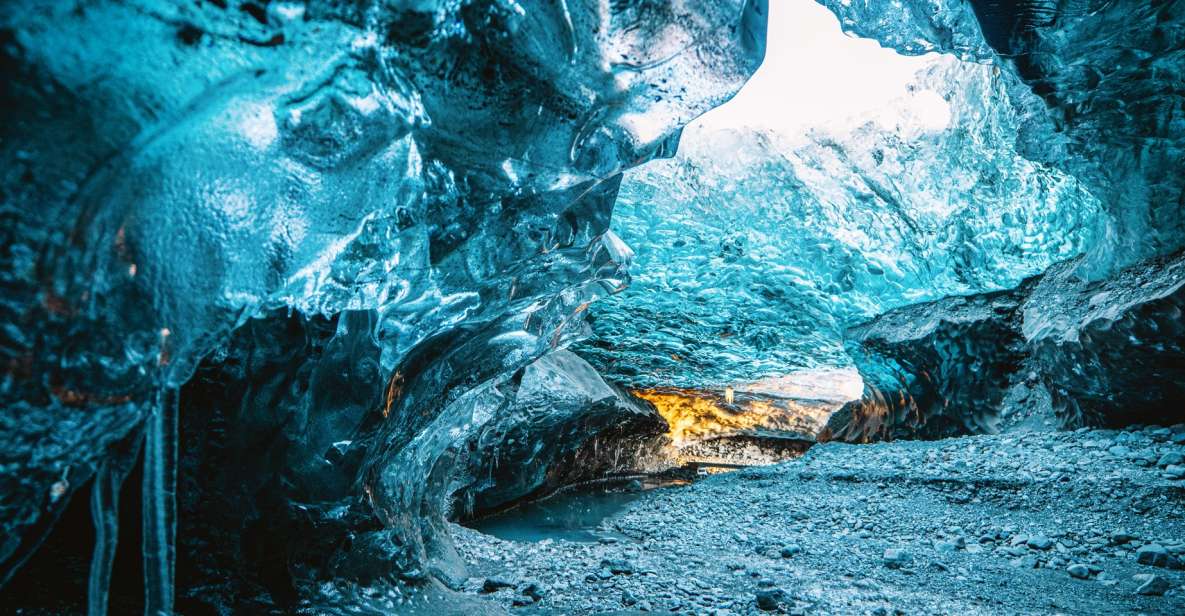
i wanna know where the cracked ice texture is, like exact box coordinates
[808,0,1185,440]
[819,0,1185,273]
[0,0,766,600]
[579,55,1102,390]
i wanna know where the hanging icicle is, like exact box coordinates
[88,435,141,616]
[142,388,178,615]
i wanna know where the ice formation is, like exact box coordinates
[3,0,1185,612]
[580,54,1102,389]
[824,250,1185,442]
[449,350,667,519]
[0,0,764,609]
[798,0,1185,441]
[820,0,1185,271]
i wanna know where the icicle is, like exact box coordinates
[88,436,140,616]
[142,387,178,616]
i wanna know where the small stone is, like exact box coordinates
[1027,535,1053,550]
[1108,445,1132,457]
[1135,574,1170,596]
[521,582,545,602]
[482,577,516,593]
[755,589,787,611]
[1067,564,1091,579]
[1136,544,1171,567]
[853,578,878,590]
[601,559,634,575]
[935,541,959,553]
[1157,452,1184,468]
[1109,531,1137,546]
[780,544,803,558]
[1147,427,1172,441]
[883,548,911,569]
[1011,555,1039,569]
[1164,464,1185,480]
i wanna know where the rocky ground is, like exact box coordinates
[454,425,1185,615]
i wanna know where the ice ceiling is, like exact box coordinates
[579,0,1102,392]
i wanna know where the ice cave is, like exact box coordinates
[2,0,1184,613]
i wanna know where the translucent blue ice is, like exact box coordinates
[0,0,766,607]
[580,56,1102,389]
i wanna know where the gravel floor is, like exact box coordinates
[454,425,1185,615]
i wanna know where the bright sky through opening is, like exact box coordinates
[695,0,950,137]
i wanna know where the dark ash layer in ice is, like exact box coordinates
[826,251,1185,442]
[821,283,1031,443]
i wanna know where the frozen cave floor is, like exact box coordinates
[454,427,1185,615]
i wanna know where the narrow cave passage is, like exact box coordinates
[2,0,1185,615]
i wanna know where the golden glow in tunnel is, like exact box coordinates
[632,388,833,447]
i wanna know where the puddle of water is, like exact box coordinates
[464,476,690,543]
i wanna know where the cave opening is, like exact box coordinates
[446,0,973,558]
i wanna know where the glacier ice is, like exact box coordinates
[822,278,1034,442]
[449,349,667,519]
[579,54,1102,390]
[825,249,1185,442]
[819,0,1185,273]
[3,0,1185,611]
[810,0,1185,441]
[0,0,765,609]
[578,0,1185,442]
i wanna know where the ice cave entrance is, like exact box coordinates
[617,0,947,459]
[458,0,955,542]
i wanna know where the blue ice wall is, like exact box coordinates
[819,0,1185,273]
[0,0,765,608]
[579,56,1102,389]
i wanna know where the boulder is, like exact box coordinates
[451,351,667,517]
